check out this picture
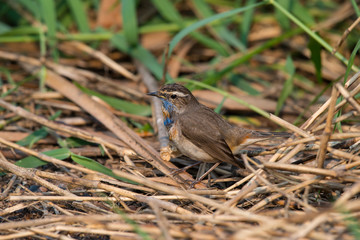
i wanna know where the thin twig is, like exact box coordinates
[316,87,338,168]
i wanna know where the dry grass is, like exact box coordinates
[0,1,360,239]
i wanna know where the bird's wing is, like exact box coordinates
[178,112,241,167]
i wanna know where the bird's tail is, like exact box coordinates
[232,130,291,155]
[250,130,292,139]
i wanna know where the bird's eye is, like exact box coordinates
[170,94,177,99]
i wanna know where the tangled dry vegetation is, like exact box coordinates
[0,1,360,239]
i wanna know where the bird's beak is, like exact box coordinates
[147,91,160,97]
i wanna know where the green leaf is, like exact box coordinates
[122,0,138,46]
[190,31,229,56]
[18,0,41,19]
[293,1,315,26]
[275,0,316,29]
[65,137,97,148]
[16,111,61,148]
[15,148,71,168]
[308,37,322,83]
[66,0,90,33]
[275,55,295,115]
[276,0,315,30]
[0,26,40,36]
[70,153,136,184]
[38,0,58,60]
[0,67,15,86]
[131,46,164,80]
[151,0,183,24]
[16,128,48,148]
[351,0,360,16]
[343,39,360,85]
[335,39,360,130]
[111,33,130,54]
[214,97,226,114]
[230,74,260,96]
[111,34,166,81]
[76,83,152,116]
[0,22,11,34]
[274,0,292,30]
[1,73,37,97]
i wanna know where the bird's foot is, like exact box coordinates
[169,162,201,176]
[187,162,221,188]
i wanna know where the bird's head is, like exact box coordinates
[147,83,198,114]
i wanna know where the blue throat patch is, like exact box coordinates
[161,99,175,128]
[163,117,174,127]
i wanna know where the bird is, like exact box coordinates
[147,83,289,169]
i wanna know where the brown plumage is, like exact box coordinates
[148,83,289,168]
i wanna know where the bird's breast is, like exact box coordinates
[168,122,216,163]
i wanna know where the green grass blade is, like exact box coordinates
[192,0,214,19]
[308,37,322,83]
[111,34,164,80]
[292,0,314,25]
[270,0,359,73]
[0,67,15,86]
[343,39,360,85]
[203,28,302,85]
[168,1,265,56]
[152,0,232,55]
[0,35,39,43]
[0,73,37,97]
[274,0,292,30]
[16,111,61,148]
[240,0,256,47]
[275,55,295,115]
[343,210,360,239]
[17,0,41,19]
[190,31,229,56]
[0,26,40,36]
[15,148,71,168]
[274,1,313,30]
[350,0,360,16]
[214,96,227,114]
[192,0,246,51]
[111,33,130,53]
[293,82,332,126]
[334,39,360,130]
[177,77,270,118]
[16,128,48,148]
[70,153,136,184]
[0,22,10,34]
[76,83,152,116]
[38,0,58,60]
[66,0,90,33]
[131,46,164,80]
[230,73,260,96]
[122,0,138,46]
[65,137,97,148]
[217,28,246,51]
[151,0,183,23]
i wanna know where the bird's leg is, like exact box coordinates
[170,161,201,176]
[190,162,220,188]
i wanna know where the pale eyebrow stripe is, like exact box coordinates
[167,91,188,97]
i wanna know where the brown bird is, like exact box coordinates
[148,83,289,169]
